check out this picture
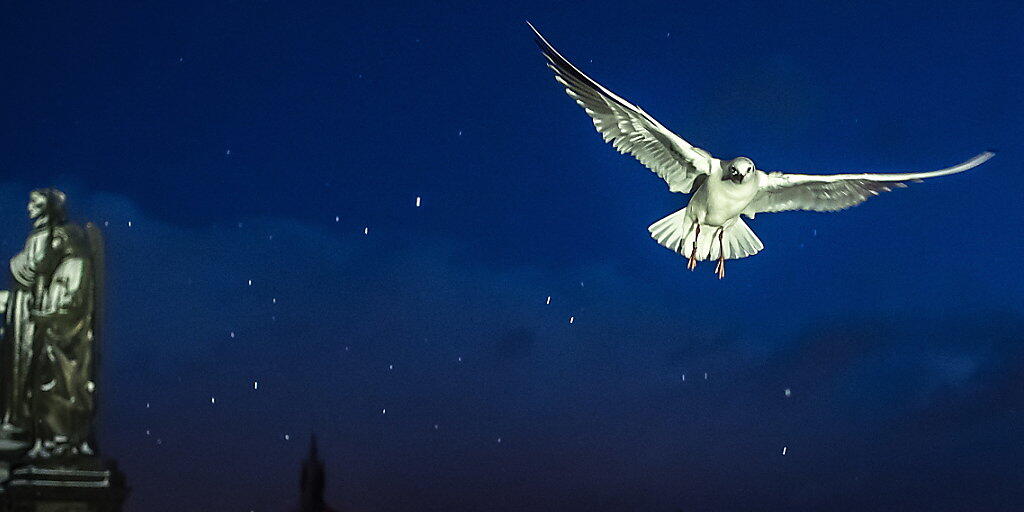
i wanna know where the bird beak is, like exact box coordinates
[723,170,743,184]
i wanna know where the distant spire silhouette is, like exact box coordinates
[296,434,337,512]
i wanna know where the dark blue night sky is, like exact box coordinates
[1,2,1022,511]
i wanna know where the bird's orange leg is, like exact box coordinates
[714,228,726,279]
[687,223,700,271]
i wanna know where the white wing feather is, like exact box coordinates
[746,152,994,214]
[529,22,712,194]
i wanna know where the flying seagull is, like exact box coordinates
[528,22,994,278]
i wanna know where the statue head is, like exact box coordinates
[28,188,67,227]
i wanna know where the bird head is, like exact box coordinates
[723,157,755,184]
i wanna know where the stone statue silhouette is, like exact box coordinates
[0,188,103,459]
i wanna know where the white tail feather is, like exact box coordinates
[648,208,764,261]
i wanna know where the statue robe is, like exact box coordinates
[34,246,94,447]
[3,227,52,428]
[2,223,95,451]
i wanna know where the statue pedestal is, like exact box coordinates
[1,460,127,512]
[0,439,27,487]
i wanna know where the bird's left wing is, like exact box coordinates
[744,152,993,215]
[529,22,712,193]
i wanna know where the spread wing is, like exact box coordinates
[529,22,712,194]
[745,152,993,215]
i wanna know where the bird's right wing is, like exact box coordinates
[745,152,993,215]
[529,22,712,194]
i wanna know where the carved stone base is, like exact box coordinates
[1,459,127,512]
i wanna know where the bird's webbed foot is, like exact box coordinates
[687,223,700,271]
[714,228,725,279]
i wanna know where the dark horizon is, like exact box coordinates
[1,2,1022,511]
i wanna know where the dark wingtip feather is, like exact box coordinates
[525,20,544,44]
